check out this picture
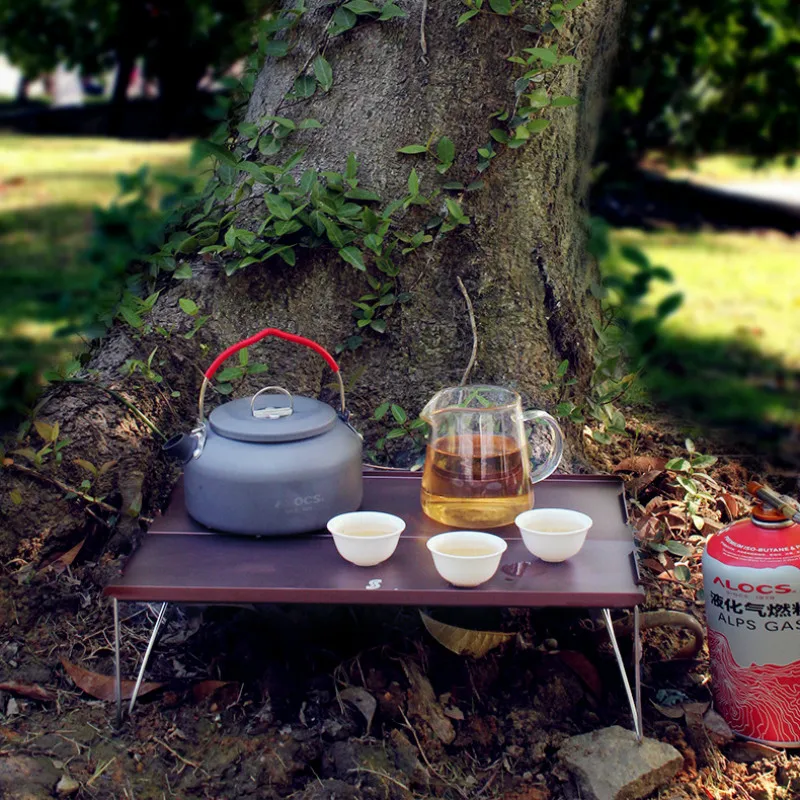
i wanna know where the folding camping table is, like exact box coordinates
[105,472,645,738]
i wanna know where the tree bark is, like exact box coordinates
[0,0,626,564]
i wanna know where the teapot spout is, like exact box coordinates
[163,425,206,464]
[420,388,449,424]
[163,433,196,465]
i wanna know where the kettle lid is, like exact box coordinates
[209,389,337,443]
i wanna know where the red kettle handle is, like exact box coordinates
[204,328,340,380]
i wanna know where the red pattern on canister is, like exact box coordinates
[703,510,800,746]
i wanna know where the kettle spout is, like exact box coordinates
[163,429,204,464]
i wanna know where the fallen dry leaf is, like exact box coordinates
[61,659,163,702]
[641,558,665,573]
[717,493,739,521]
[420,611,514,658]
[614,456,668,473]
[651,702,685,719]
[40,539,86,574]
[339,686,377,733]
[725,740,782,763]
[191,680,236,704]
[556,650,603,698]
[628,469,664,495]
[0,681,55,702]
[443,706,465,721]
[703,708,735,746]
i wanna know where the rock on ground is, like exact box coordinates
[0,755,60,800]
[558,725,683,800]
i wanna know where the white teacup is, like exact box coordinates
[327,511,405,567]
[515,508,592,562]
[426,531,508,587]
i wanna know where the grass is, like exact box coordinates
[0,134,194,415]
[606,228,800,430]
[646,152,800,183]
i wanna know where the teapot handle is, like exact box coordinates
[522,410,564,484]
[198,328,344,421]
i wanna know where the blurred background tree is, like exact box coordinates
[599,0,799,168]
[0,0,274,131]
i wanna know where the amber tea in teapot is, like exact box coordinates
[419,386,564,528]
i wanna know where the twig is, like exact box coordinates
[61,378,165,439]
[153,737,201,769]
[7,463,118,514]
[419,0,429,63]
[349,768,411,792]
[456,276,478,386]
[87,756,117,787]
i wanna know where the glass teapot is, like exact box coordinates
[419,386,564,528]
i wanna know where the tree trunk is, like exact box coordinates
[0,0,625,566]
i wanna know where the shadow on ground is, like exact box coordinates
[638,329,800,465]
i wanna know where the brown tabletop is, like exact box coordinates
[105,473,644,608]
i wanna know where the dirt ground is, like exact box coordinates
[1,412,799,800]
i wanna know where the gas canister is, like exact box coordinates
[703,483,800,747]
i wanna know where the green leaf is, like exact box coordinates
[551,95,579,107]
[345,152,358,181]
[691,454,718,469]
[557,54,579,65]
[436,136,455,165]
[345,188,381,201]
[364,233,383,252]
[339,246,366,271]
[179,298,199,316]
[563,0,586,9]
[344,0,380,13]
[391,404,407,424]
[174,263,193,280]
[379,2,407,20]
[370,319,387,333]
[665,458,690,472]
[657,292,684,319]
[528,89,550,108]
[10,488,22,505]
[386,427,407,439]
[674,564,692,582]
[320,216,347,248]
[665,540,693,557]
[685,438,696,453]
[329,7,357,35]
[216,366,245,383]
[292,75,316,98]
[524,47,557,66]
[264,39,289,58]
[675,475,699,495]
[527,118,551,134]
[489,0,512,14]
[408,168,420,196]
[374,402,390,420]
[592,430,612,444]
[118,305,142,329]
[490,128,509,144]
[397,144,428,154]
[265,193,294,221]
[556,359,569,377]
[313,55,333,92]
[298,118,323,129]
[193,140,240,167]
[457,8,479,25]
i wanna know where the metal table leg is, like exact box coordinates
[128,602,168,716]
[634,605,643,740]
[602,607,642,742]
[113,598,122,726]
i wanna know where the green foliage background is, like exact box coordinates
[601,0,799,163]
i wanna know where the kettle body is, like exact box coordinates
[184,407,362,535]
[165,329,363,536]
